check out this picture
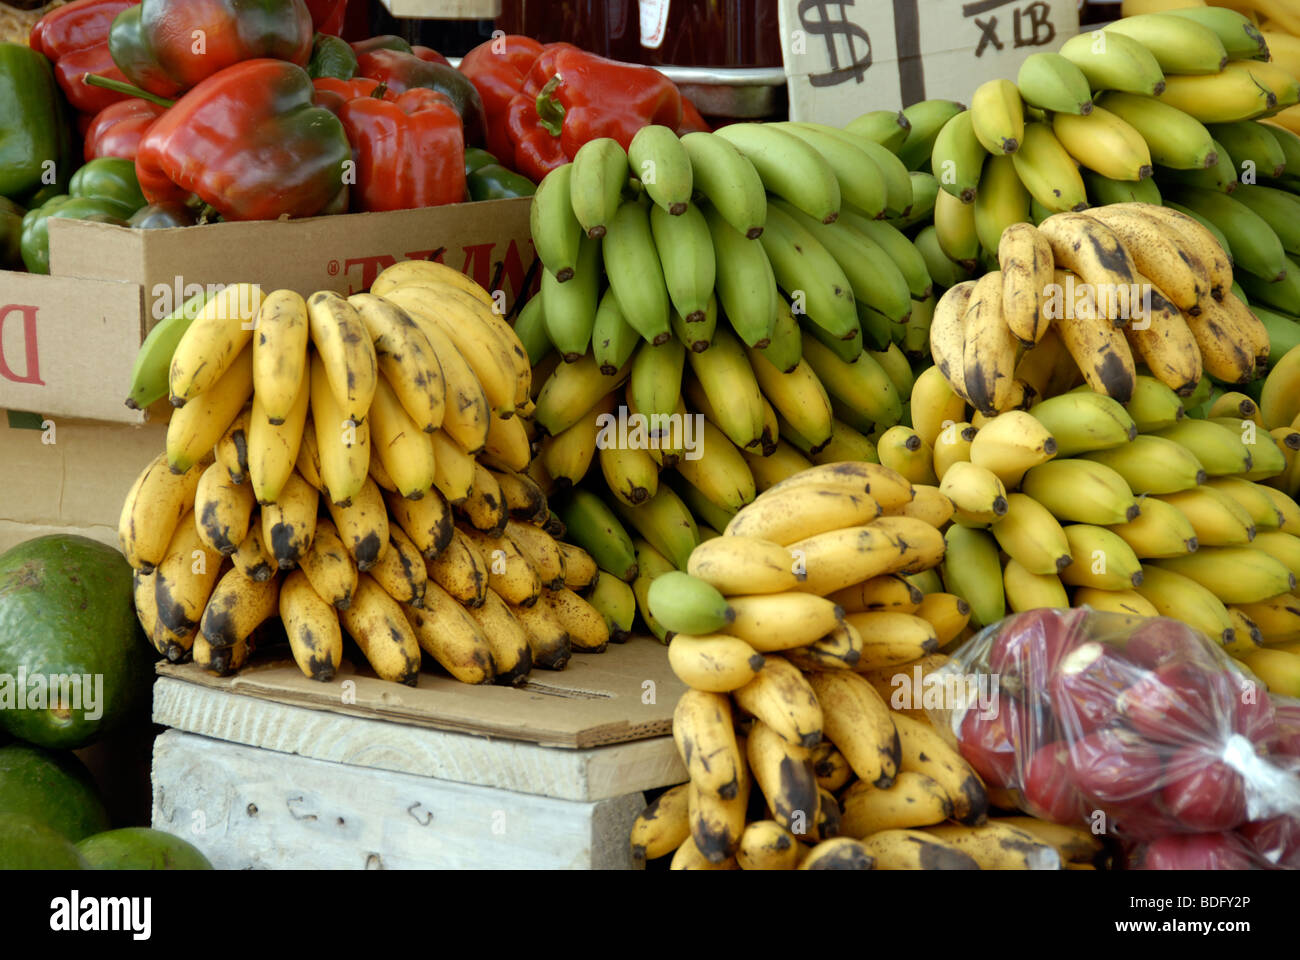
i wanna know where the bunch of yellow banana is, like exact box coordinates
[912,359,1300,693]
[628,461,1082,869]
[931,204,1269,417]
[120,262,632,687]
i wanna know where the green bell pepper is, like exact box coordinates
[464,147,498,176]
[0,197,25,270]
[21,195,134,274]
[307,32,357,80]
[70,157,148,212]
[468,164,536,202]
[0,42,75,205]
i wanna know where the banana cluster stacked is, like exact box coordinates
[889,364,1300,698]
[1122,0,1300,138]
[920,5,1300,284]
[526,120,935,366]
[628,461,1106,869]
[930,203,1268,415]
[120,263,621,686]
[520,120,955,636]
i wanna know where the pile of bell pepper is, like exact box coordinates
[1,1,707,275]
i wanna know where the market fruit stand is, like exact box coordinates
[2,0,1300,875]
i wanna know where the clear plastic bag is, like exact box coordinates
[927,608,1300,866]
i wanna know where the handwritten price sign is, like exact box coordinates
[778,0,1080,123]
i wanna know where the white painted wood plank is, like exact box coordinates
[152,678,685,802]
[152,731,646,870]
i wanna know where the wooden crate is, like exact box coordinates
[150,639,687,869]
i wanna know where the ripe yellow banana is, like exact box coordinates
[329,477,392,571]
[348,292,444,433]
[194,460,255,556]
[405,581,497,683]
[169,283,263,405]
[167,344,254,474]
[806,670,900,788]
[199,566,279,649]
[279,569,342,681]
[119,451,209,572]
[251,289,309,426]
[747,719,820,837]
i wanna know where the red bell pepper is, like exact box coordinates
[29,0,139,115]
[134,59,351,220]
[354,48,485,147]
[304,0,347,36]
[412,46,450,67]
[459,34,544,164]
[108,0,314,99]
[505,90,568,182]
[311,75,393,115]
[337,87,466,212]
[520,44,683,160]
[84,96,166,161]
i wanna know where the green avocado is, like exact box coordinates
[0,744,109,842]
[0,535,153,748]
[0,813,88,869]
[77,827,214,870]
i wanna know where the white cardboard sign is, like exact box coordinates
[778,0,1080,123]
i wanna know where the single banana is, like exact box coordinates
[194,461,256,556]
[923,822,1061,869]
[840,773,953,836]
[251,289,309,426]
[629,783,691,865]
[404,581,497,682]
[1153,547,1295,604]
[1099,92,1218,170]
[941,524,1005,626]
[570,137,629,238]
[680,131,766,238]
[1028,391,1136,457]
[530,163,582,281]
[119,452,209,572]
[929,110,986,203]
[746,720,820,837]
[310,351,370,506]
[168,283,264,406]
[628,123,692,215]
[603,198,673,345]
[1017,51,1094,115]
[305,290,377,425]
[340,574,422,685]
[1134,563,1236,644]
[540,234,601,361]
[166,344,254,474]
[152,510,224,637]
[230,519,275,583]
[674,689,745,799]
[465,587,534,685]
[199,566,279,650]
[279,570,343,681]
[1060,29,1166,96]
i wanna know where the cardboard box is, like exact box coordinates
[777,0,1080,121]
[0,197,535,427]
[0,415,167,555]
[156,636,685,749]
